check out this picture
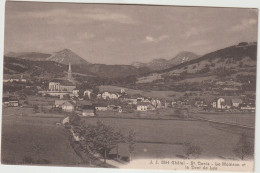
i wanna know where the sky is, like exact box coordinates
[4,1,258,65]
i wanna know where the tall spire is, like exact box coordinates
[68,62,72,81]
[68,62,72,73]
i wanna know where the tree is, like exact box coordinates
[83,121,119,163]
[69,114,81,127]
[183,142,202,159]
[113,131,124,159]
[126,129,136,162]
[33,105,40,113]
[233,133,254,160]
[63,94,70,100]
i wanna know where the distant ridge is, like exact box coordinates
[4,52,51,61]
[132,51,199,71]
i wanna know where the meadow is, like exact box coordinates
[81,117,255,160]
[192,112,255,127]
[1,107,82,166]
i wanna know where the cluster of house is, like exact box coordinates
[3,74,27,83]
[3,96,19,107]
[54,99,95,116]
[212,97,255,112]
[54,99,125,117]
[52,87,173,115]
[97,90,170,111]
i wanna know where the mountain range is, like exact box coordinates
[132,51,199,71]
[4,42,257,80]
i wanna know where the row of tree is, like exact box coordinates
[70,115,135,163]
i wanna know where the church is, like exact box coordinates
[48,63,76,92]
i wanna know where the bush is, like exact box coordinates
[183,142,202,158]
[33,105,40,113]
[22,156,34,164]
[35,159,51,164]
[233,134,254,160]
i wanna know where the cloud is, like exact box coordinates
[182,27,212,38]
[77,32,95,40]
[9,8,138,25]
[145,36,155,42]
[104,37,120,42]
[190,40,209,47]
[144,35,169,43]
[228,18,257,32]
[183,28,201,38]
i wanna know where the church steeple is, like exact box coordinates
[68,62,72,81]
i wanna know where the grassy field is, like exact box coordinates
[192,112,255,127]
[26,95,56,106]
[1,107,82,166]
[96,108,187,119]
[81,117,254,160]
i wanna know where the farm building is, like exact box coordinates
[137,102,155,111]
[3,97,19,107]
[95,103,108,111]
[231,99,243,107]
[81,105,95,117]
[61,101,76,112]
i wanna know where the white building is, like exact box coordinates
[137,102,155,111]
[61,101,76,112]
[84,90,92,99]
[231,99,243,107]
[101,92,119,99]
[72,89,79,97]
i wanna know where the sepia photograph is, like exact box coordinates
[0,0,259,172]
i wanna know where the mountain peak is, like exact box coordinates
[47,48,90,65]
[169,51,199,64]
[60,48,72,53]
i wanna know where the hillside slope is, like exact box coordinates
[136,42,257,92]
[3,56,151,79]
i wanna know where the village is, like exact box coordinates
[3,63,255,119]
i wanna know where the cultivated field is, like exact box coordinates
[81,117,254,160]
[1,107,82,166]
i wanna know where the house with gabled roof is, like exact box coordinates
[61,101,76,112]
[81,105,96,116]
